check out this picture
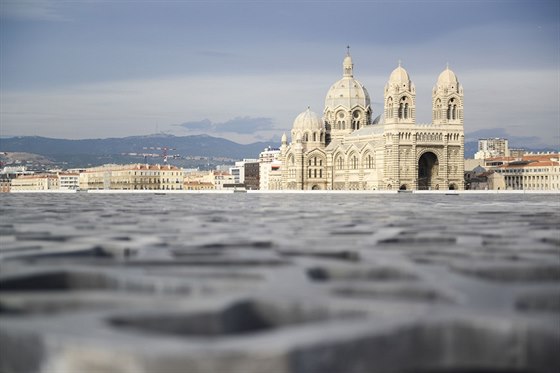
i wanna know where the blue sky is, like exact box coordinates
[1,0,559,148]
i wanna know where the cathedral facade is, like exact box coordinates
[278,51,465,191]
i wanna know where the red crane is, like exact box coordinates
[142,147,177,164]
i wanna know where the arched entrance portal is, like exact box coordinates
[418,152,439,190]
[311,185,321,190]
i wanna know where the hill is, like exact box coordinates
[0,134,273,169]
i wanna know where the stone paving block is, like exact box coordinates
[1,193,559,373]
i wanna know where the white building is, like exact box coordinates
[11,174,59,191]
[58,172,79,190]
[490,153,560,190]
[230,159,258,184]
[79,164,183,190]
[278,51,465,191]
[259,147,280,190]
[475,138,510,159]
[185,170,235,190]
[1,166,34,176]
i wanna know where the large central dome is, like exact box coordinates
[324,53,370,110]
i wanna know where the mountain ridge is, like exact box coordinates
[0,134,273,159]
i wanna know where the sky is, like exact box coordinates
[1,0,559,148]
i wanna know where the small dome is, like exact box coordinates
[343,55,353,68]
[389,64,410,85]
[292,107,323,131]
[437,66,458,87]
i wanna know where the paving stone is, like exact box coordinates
[0,193,559,373]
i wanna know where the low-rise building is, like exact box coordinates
[486,153,560,191]
[0,174,15,193]
[58,172,79,190]
[79,164,183,191]
[465,168,505,190]
[509,148,525,158]
[259,147,280,190]
[260,160,282,190]
[205,171,234,190]
[183,180,214,191]
[11,174,59,191]
[1,166,34,176]
[183,170,234,190]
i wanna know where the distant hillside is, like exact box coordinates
[0,134,273,160]
[464,141,478,158]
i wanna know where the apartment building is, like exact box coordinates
[11,174,59,191]
[79,164,183,190]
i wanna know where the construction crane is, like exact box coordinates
[142,147,177,164]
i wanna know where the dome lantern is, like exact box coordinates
[343,45,353,77]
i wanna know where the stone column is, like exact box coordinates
[412,132,418,190]
[443,132,449,189]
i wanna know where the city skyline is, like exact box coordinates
[1,0,559,149]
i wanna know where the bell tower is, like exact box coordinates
[384,61,416,125]
[432,65,464,126]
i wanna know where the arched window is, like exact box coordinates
[336,157,344,170]
[398,96,410,119]
[434,98,442,120]
[387,97,393,119]
[448,98,457,121]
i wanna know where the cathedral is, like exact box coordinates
[278,50,465,191]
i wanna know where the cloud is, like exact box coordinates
[177,116,275,134]
[177,119,213,131]
[215,117,274,134]
[1,0,69,21]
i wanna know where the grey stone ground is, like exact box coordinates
[0,193,559,373]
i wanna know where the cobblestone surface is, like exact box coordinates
[1,193,559,373]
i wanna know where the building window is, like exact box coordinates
[336,157,344,170]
